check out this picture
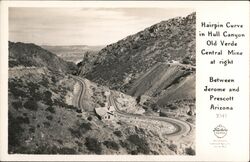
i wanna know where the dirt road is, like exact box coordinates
[108,92,192,137]
[72,75,192,138]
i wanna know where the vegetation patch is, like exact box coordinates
[16,116,30,124]
[167,143,177,153]
[43,121,50,128]
[185,147,195,155]
[69,122,92,138]
[46,106,56,113]
[103,140,119,151]
[127,134,150,154]
[46,115,53,121]
[12,101,23,110]
[23,99,38,111]
[85,137,102,154]
[113,130,122,137]
[8,113,24,148]
[34,145,77,154]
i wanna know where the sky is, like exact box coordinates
[9,8,194,46]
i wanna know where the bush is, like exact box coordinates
[168,143,177,153]
[103,141,119,151]
[113,130,122,137]
[39,77,49,87]
[23,99,38,111]
[85,137,102,154]
[12,101,23,110]
[16,116,30,124]
[8,113,24,148]
[87,116,92,121]
[69,122,92,138]
[46,106,55,113]
[127,134,150,154]
[43,122,50,128]
[27,82,40,91]
[51,76,57,83]
[29,126,35,133]
[46,115,53,121]
[185,147,195,155]
[41,91,53,106]
[9,86,27,98]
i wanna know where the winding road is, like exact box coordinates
[108,93,192,137]
[71,75,193,137]
[71,75,87,109]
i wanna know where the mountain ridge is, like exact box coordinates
[80,12,195,93]
[9,41,77,74]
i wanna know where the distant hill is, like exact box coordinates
[42,45,104,64]
[9,41,77,74]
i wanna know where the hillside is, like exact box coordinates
[9,66,194,155]
[81,12,195,93]
[9,41,77,74]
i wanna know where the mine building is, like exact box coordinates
[95,106,116,120]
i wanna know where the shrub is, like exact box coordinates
[9,86,27,98]
[103,141,119,151]
[168,143,177,153]
[39,77,49,87]
[85,137,102,154]
[127,134,150,154]
[46,115,53,121]
[27,82,39,91]
[43,122,50,128]
[57,139,63,145]
[185,147,195,155]
[67,105,77,110]
[51,76,57,83]
[113,130,122,137]
[168,104,177,110]
[8,113,24,147]
[46,106,55,113]
[12,101,23,110]
[69,122,92,138]
[76,108,82,113]
[33,91,43,101]
[43,90,52,100]
[87,116,92,121]
[16,116,30,124]
[79,122,91,130]
[41,91,53,106]
[29,126,35,133]
[23,99,38,111]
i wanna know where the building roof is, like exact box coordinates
[95,107,107,116]
[95,106,115,117]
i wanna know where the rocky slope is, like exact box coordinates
[9,41,77,74]
[78,13,196,114]
[80,12,195,93]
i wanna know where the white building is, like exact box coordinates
[95,106,116,120]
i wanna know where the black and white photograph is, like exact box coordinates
[8,7,196,155]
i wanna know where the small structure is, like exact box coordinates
[95,106,116,120]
